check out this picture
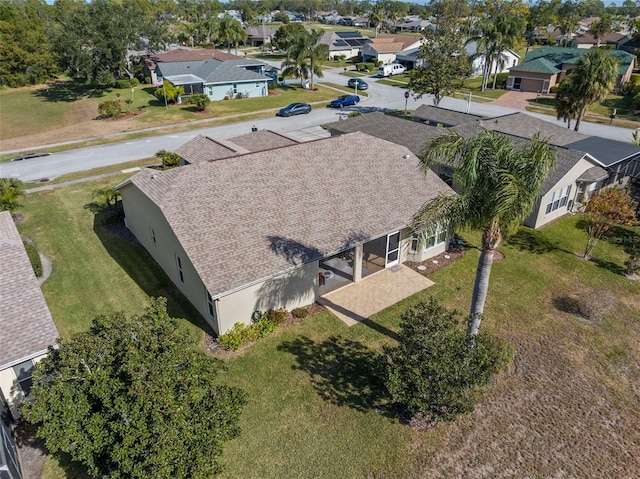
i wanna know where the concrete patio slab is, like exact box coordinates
[318,264,434,326]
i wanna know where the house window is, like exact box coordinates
[176,255,184,284]
[255,82,260,87]
[546,185,571,214]
[425,226,447,249]
[150,227,156,245]
[232,83,238,94]
[12,360,35,396]
[409,233,419,253]
[206,290,215,318]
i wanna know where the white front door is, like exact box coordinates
[385,231,401,267]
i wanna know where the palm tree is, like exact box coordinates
[0,178,26,214]
[369,3,385,37]
[490,14,524,89]
[590,15,612,47]
[219,16,247,54]
[571,49,619,131]
[413,131,556,336]
[555,75,582,129]
[281,29,328,90]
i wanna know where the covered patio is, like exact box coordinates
[318,264,434,326]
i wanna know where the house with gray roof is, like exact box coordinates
[156,56,272,101]
[176,130,299,165]
[117,132,455,335]
[413,105,485,127]
[507,46,636,93]
[0,212,59,419]
[327,109,609,228]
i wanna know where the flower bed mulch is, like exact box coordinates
[405,241,468,277]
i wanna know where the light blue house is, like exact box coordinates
[157,58,272,101]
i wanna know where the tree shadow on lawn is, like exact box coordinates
[505,228,570,255]
[33,79,107,103]
[91,212,214,337]
[277,335,395,418]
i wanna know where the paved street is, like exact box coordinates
[1,66,638,182]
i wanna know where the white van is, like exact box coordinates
[378,63,406,77]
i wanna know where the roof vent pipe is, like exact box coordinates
[403,154,410,160]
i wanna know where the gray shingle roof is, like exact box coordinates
[576,165,609,182]
[157,59,270,85]
[479,112,588,146]
[126,133,453,299]
[564,137,640,167]
[0,211,58,369]
[228,130,298,151]
[413,105,484,127]
[325,112,444,156]
[175,135,246,164]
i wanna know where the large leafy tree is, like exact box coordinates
[0,0,57,87]
[281,29,328,90]
[554,49,618,131]
[414,131,556,336]
[408,16,471,106]
[582,187,637,259]
[21,298,246,479]
[271,22,307,50]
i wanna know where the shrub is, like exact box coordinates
[218,322,251,351]
[94,69,115,88]
[291,307,309,318]
[625,243,640,275]
[263,308,287,326]
[549,84,560,94]
[144,76,151,85]
[356,62,367,72]
[115,78,131,89]
[23,241,43,277]
[348,111,362,118]
[217,308,288,351]
[187,93,210,111]
[97,100,123,119]
[130,77,139,87]
[384,298,513,422]
[155,149,181,169]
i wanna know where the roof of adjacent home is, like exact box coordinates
[123,133,453,299]
[365,33,421,53]
[413,105,484,127]
[176,130,299,164]
[514,46,636,76]
[572,32,627,44]
[576,165,610,182]
[565,137,640,167]
[0,211,58,370]
[159,59,270,84]
[150,48,242,64]
[478,112,588,146]
[325,112,445,156]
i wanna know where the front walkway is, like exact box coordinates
[318,264,434,326]
[491,90,538,110]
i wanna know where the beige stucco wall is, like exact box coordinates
[216,261,319,334]
[0,353,47,418]
[525,156,597,228]
[400,227,448,262]
[120,183,220,334]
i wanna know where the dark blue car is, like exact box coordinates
[329,95,360,108]
[277,103,312,117]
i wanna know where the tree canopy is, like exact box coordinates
[415,130,556,335]
[21,298,246,479]
[408,16,471,106]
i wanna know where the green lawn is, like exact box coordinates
[19,173,640,478]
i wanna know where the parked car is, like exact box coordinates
[328,95,360,108]
[10,152,50,162]
[277,103,312,117]
[347,78,368,90]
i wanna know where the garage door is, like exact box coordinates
[520,78,545,93]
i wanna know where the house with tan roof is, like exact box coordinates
[117,133,455,335]
[571,31,630,49]
[360,33,423,64]
[0,211,59,419]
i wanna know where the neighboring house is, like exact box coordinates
[0,211,59,420]
[465,40,520,77]
[395,47,422,70]
[578,16,600,32]
[156,57,272,101]
[319,31,371,59]
[246,26,277,47]
[176,129,299,165]
[396,19,433,32]
[570,31,629,48]
[117,133,454,335]
[413,104,484,127]
[507,46,636,93]
[360,33,423,64]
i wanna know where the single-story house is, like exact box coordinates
[117,133,455,335]
[360,33,423,64]
[396,19,433,32]
[570,31,630,49]
[328,109,618,229]
[319,31,371,59]
[176,129,300,165]
[465,40,520,77]
[0,211,59,419]
[156,57,272,101]
[413,105,484,127]
[507,46,635,93]
[144,48,243,85]
[246,26,277,47]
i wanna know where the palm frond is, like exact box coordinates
[412,193,468,234]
